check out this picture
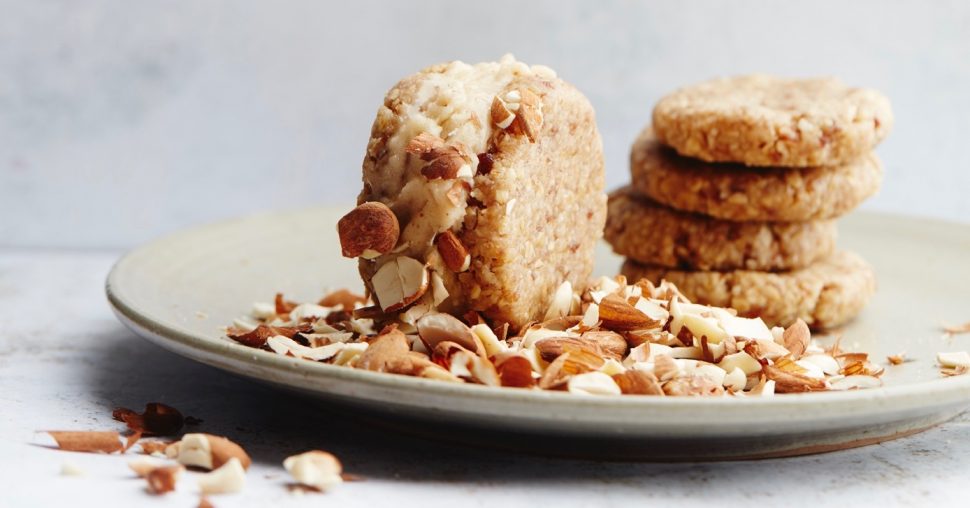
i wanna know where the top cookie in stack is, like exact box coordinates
[608,75,893,330]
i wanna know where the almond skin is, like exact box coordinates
[435,230,470,272]
[598,294,659,331]
[782,319,811,360]
[508,88,543,142]
[337,202,399,258]
[764,365,827,393]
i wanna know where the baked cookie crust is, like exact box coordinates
[652,75,893,167]
[630,128,883,222]
[358,56,606,328]
[621,251,876,330]
[606,187,836,271]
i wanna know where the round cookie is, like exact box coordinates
[652,74,893,167]
[631,128,883,222]
[621,251,876,330]
[606,187,837,271]
[356,56,606,329]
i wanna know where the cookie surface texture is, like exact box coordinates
[652,75,893,167]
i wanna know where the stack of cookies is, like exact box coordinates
[607,75,893,329]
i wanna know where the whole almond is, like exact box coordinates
[580,330,628,359]
[337,202,399,258]
[598,294,659,331]
[416,312,480,354]
[612,370,664,395]
[534,337,603,362]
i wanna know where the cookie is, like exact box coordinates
[652,75,893,167]
[631,128,883,222]
[353,55,606,328]
[621,251,876,329]
[605,187,836,271]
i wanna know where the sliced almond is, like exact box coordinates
[782,319,811,359]
[829,375,883,390]
[433,342,499,385]
[764,365,827,393]
[337,202,400,259]
[598,294,659,331]
[612,370,664,395]
[357,327,410,372]
[416,312,480,354]
[653,354,680,381]
[435,230,470,272]
[371,257,429,312]
[46,431,123,454]
[567,372,621,395]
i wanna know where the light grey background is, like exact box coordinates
[2,0,969,249]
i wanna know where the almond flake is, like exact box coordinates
[782,319,811,359]
[46,431,123,454]
[612,370,664,395]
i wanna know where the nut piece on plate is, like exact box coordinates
[371,256,429,312]
[166,433,251,471]
[337,202,400,259]
[226,274,886,398]
[356,54,606,328]
[284,450,343,492]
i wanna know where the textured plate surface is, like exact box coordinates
[107,207,970,460]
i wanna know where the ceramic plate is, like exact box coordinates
[107,207,970,460]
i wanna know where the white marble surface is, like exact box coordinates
[2,0,970,250]
[2,247,970,507]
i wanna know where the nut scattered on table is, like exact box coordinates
[166,433,251,471]
[196,457,247,495]
[283,450,343,492]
